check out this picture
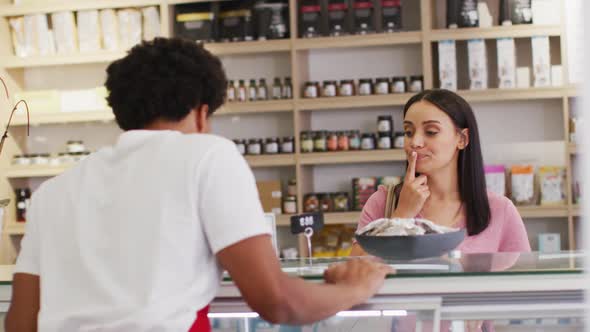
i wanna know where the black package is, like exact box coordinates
[299,0,323,38]
[175,4,217,42]
[327,0,349,36]
[352,0,375,34]
[447,0,460,28]
[220,9,254,42]
[381,0,402,32]
[459,0,478,27]
[254,2,290,40]
[509,0,532,24]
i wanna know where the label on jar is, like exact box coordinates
[236,144,246,155]
[283,200,297,214]
[281,141,294,153]
[410,80,423,92]
[323,85,337,97]
[227,88,236,102]
[359,83,372,95]
[376,82,389,94]
[314,139,326,151]
[238,88,247,102]
[257,87,267,100]
[361,137,374,150]
[393,81,406,93]
[265,142,279,154]
[272,86,282,99]
[350,137,361,149]
[394,135,405,148]
[378,136,392,149]
[339,84,353,96]
[378,120,391,132]
[305,85,318,98]
[301,139,314,152]
[248,87,257,101]
[247,143,261,155]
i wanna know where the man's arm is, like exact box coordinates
[5,273,40,332]
[217,234,391,325]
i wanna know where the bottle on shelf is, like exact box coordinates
[282,77,293,99]
[258,78,268,100]
[227,80,236,102]
[272,77,282,99]
[248,79,258,101]
[237,80,247,102]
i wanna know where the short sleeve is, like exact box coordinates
[356,186,387,233]
[499,198,531,252]
[198,140,271,254]
[14,192,41,275]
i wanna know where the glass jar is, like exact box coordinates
[337,131,349,151]
[339,80,355,96]
[361,133,376,150]
[349,130,361,150]
[272,77,282,99]
[237,80,247,102]
[247,138,262,155]
[303,193,320,212]
[333,192,350,212]
[227,80,236,102]
[280,136,294,154]
[300,131,314,153]
[32,153,50,165]
[391,76,407,93]
[319,193,333,212]
[327,131,338,151]
[377,115,393,133]
[322,80,337,97]
[314,131,327,152]
[287,178,297,196]
[378,133,392,149]
[282,77,293,99]
[283,196,297,214]
[233,139,246,155]
[409,75,424,93]
[264,137,279,154]
[394,132,405,149]
[304,81,320,98]
[375,77,390,95]
[248,79,258,101]
[358,79,373,96]
[12,154,31,166]
[257,78,268,100]
[67,140,85,153]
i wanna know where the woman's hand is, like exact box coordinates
[393,151,430,218]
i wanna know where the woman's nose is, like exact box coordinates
[410,133,424,149]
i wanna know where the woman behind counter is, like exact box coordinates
[351,89,531,256]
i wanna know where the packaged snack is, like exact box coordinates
[485,165,506,197]
[538,166,566,205]
[510,165,536,205]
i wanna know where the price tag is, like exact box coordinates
[290,212,324,235]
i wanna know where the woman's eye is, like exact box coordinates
[426,131,438,136]
[404,131,413,137]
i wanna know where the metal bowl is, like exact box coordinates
[355,229,466,260]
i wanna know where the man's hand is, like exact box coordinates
[324,258,394,303]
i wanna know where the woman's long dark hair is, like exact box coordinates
[396,89,490,235]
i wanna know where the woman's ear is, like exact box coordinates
[458,128,469,150]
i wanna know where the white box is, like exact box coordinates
[531,36,551,87]
[142,7,161,41]
[551,65,563,87]
[538,233,561,253]
[100,9,120,51]
[118,9,142,50]
[438,40,457,91]
[77,10,101,52]
[497,38,516,89]
[532,0,561,25]
[516,67,531,88]
[468,39,488,90]
[51,11,78,54]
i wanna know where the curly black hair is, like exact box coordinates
[105,37,227,130]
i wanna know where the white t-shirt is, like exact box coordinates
[15,130,271,332]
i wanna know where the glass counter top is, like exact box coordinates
[225,251,584,281]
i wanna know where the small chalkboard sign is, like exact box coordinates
[290,212,324,235]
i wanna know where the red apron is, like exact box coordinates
[188,306,210,332]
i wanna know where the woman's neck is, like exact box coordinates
[426,162,460,201]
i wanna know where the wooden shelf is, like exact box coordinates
[219,100,294,115]
[294,31,422,50]
[0,0,162,16]
[517,205,569,218]
[5,165,71,179]
[429,25,562,41]
[568,144,579,155]
[4,223,25,236]
[572,205,581,217]
[0,52,126,69]
[300,150,406,165]
[298,93,414,110]
[205,40,291,55]
[458,87,567,102]
[244,154,295,167]
[11,111,115,126]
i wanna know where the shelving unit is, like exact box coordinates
[0,0,582,262]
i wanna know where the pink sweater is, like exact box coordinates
[357,186,531,253]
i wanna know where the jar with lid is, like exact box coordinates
[67,140,85,153]
[337,131,349,151]
[314,131,327,152]
[361,133,376,150]
[248,79,258,101]
[303,193,320,212]
[58,152,75,164]
[409,75,424,93]
[12,154,31,166]
[327,131,338,151]
[349,130,361,150]
[282,77,293,99]
[247,138,263,155]
[264,137,279,154]
[32,153,50,165]
[257,78,268,100]
[70,152,85,162]
[378,133,392,149]
[322,80,337,97]
[300,131,314,153]
[237,80,247,102]
[319,193,333,212]
[391,76,407,93]
[287,178,297,196]
[358,78,373,96]
[283,196,297,214]
[227,80,236,102]
[304,81,320,98]
[333,192,350,212]
[375,77,390,95]
[339,80,355,96]
[15,188,30,222]
[377,115,393,133]
[272,77,282,99]
[280,136,294,154]
[233,139,246,155]
[394,132,405,149]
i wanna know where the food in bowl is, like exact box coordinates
[356,218,458,237]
